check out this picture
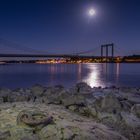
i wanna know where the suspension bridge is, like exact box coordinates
[0,38,135,60]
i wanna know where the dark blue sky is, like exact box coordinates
[0,0,140,55]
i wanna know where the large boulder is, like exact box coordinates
[43,85,64,96]
[0,88,11,96]
[20,135,40,140]
[30,84,46,97]
[101,94,122,113]
[70,82,92,95]
[118,91,140,104]
[43,88,69,104]
[121,112,140,128]
[39,118,127,140]
[0,88,11,103]
[120,100,132,112]
[127,96,140,104]
[0,97,3,104]
[8,89,31,102]
[131,104,140,118]
[62,94,85,107]
[0,130,11,140]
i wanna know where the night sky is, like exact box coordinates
[0,0,140,55]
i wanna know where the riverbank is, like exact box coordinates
[0,83,140,140]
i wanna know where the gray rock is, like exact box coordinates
[101,94,122,113]
[0,88,11,103]
[30,84,46,97]
[76,82,92,94]
[43,85,64,96]
[44,89,69,104]
[8,89,31,102]
[0,130,11,140]
[120,100,132,112]
[0,97,3,104]
[127,96,140,104]
[62,94,85,107]
[20,135,40,140]
[97,112,122,126]
[131,104,140,118]
[0,88,11,96]
[121,112,140,128]
[92,91,106,98]
[72,82,92,94]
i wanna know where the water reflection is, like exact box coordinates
[82,64,105,87]
[77,64,82,81]
[116,63,120,80]
[0,63,139,88]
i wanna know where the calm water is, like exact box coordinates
[0,63,140,88]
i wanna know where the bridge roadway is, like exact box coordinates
[0,54,97,59]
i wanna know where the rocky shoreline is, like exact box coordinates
[0,83,140,140]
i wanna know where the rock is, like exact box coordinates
[131,104,140,118]
[0,130,11,140]
[0,101,128,140]
[92,91,106,98]
[39,125,61,139]
[0,97,3,104]
[97,112,122,128]
[75,82,92,94]
[121,112,140,128]
[68,105,78,112]
[62,94,85,107]
[118,91,140,104]
[8,89,31,102]
[30,84,46,97]
[43,89,69,104]
[127,96,140,104]
[0,88,11,103]
[20,135,40,140]
[68,82,92,95]
[0,86,140,140]
[43,85,64,96]
[39,118,127,140]
[101,94,122,113]
[120,100,132,112]
[0,88,11,96]
[79,106,97,117]
[88,124,128,140]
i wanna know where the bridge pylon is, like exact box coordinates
[101,43,114,62]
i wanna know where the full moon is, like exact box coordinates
[88,8,96,16]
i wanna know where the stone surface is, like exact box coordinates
[101,94,122,113]
[131,104,140,118]
[0,85,140,140]
[121,112,140,128]
[0,130,11,140]
[0,102,127,140]
[30,84,46,97]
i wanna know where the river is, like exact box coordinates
[0,63,139,88]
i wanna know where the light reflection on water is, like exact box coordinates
[82,64,105,87]
[0,63,139,88]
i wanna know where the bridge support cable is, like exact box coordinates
[0,38,50,55]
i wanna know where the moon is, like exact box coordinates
[88,8,96,17]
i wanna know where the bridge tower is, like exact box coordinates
[101,43,114,62]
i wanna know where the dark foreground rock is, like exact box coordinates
[0,83,140,140]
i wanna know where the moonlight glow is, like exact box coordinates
[88,8,96,16]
